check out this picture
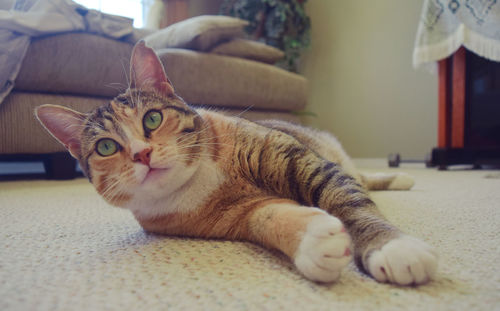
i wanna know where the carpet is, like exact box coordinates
[1,159,499,310]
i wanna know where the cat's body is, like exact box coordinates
[36,41,437,285]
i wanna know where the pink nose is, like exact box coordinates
[133,148,152,165]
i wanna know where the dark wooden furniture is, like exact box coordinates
[431,47,500,169]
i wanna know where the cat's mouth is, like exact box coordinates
[141,167,170,184]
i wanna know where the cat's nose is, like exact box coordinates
[133,147,152,166]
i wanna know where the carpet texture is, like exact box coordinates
[1,160,499,310]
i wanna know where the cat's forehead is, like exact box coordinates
[82,103,124,139]
[113,91,165,112]
[88,91,163,125]
[112,90,189,115]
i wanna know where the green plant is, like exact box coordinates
[220,0,310,72]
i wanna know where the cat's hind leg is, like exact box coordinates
[256,120,416,192]
[243,124,435,285]
[247,201,352,283]
[361,172,415,191]
[367,235,438,285]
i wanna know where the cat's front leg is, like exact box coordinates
[247,202,352,283]
[293,211,352,282]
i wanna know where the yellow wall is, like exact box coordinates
[185,0,437,159]
[301,1,437,159]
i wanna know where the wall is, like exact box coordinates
[301,1,437,159]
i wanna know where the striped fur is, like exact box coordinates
[34,41,437,285]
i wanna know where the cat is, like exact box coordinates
[35,41,437,285]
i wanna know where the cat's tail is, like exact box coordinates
[360,172,415,191]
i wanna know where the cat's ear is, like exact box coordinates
[129,40,175,97]
[35,105,86,159]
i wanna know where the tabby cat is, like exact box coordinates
[35,41,437,285]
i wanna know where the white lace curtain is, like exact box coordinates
[413,0,500,69]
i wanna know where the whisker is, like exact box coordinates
[121,58,131,87]
[99,176,120,193]
[105,82,127,93]
[230,105,255,119]
[100,177,122,198]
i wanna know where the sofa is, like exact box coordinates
[0,16,307,179]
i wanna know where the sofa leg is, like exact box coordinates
[43,152,77,180]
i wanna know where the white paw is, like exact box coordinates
[294,214,352,283]
[368,235,438,285]
[389,173,415,190]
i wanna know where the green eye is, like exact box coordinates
[143,110,163,131]
[96,139,118,157]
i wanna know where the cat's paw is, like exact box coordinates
[388,173,415,190]
[367,235,438,285]
[294,214,352,283]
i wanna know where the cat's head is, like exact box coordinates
[36,41,206,207]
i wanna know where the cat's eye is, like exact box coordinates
[143,110,163,131]
[96,138,119,157]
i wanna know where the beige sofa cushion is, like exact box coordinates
[15,33,133,98]
[14,33,307,112]
[210,38,284,64]
[158,49,307,111]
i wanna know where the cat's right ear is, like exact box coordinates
[129,40,175,97]
[35,105,86,159]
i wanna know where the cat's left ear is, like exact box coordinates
[129,40,175,97]
[35,105,86,159]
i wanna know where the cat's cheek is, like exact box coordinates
[89,156,116,172]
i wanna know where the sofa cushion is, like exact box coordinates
[15,32,133,98]
[209,38,284,64]
[144,15,248,51]
[0,92,107,154]
[158,49,306,111]
[14,32,307,112]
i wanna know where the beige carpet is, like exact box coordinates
[1,159,499,310]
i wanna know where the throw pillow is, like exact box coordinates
[144,15,248,51]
